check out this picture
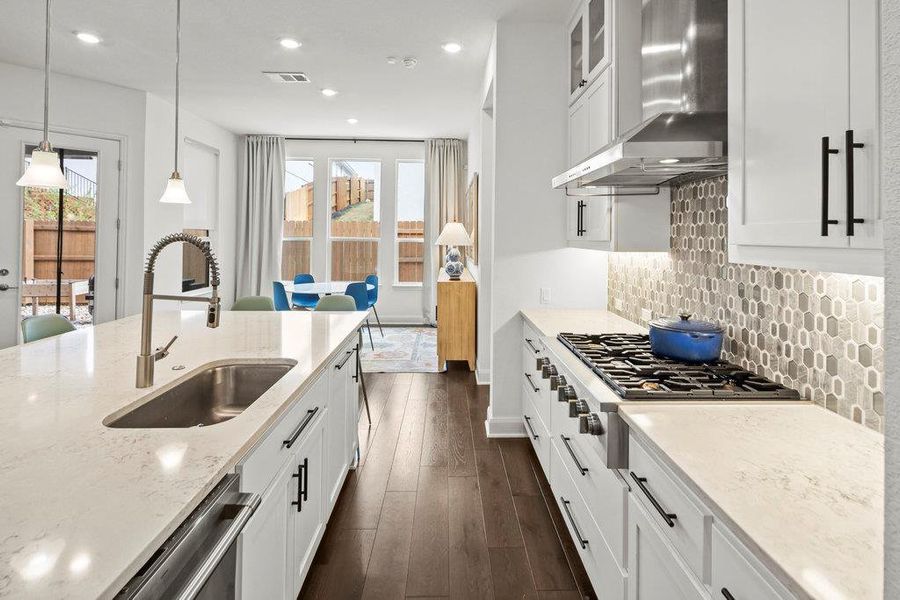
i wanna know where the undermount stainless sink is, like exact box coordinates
[105,360,297,428]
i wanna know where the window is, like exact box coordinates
[396,160,425,284]
[330,160,380,280]
[282,159,314,278]
[182,140,219,292]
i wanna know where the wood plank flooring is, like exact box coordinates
[299,365,596,600]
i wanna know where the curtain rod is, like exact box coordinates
[284,136,425,143]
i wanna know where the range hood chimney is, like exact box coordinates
[553,0,727,190]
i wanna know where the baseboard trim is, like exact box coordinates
[475,368,491,385]
[485,416,526,438]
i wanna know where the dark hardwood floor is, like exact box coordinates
[299,365,596,600]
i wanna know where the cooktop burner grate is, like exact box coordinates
[557,332,800,400]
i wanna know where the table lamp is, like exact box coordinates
[435,222,472,280]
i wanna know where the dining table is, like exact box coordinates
[280,280,375,295]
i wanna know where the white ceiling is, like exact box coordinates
[0,0,565,138]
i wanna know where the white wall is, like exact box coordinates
[284,139,426,323]
[486,20,609,435]
[143,93,240,308]
[0,61,148,315]
[883,0,899,592]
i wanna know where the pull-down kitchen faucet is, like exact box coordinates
[136,233,221,388]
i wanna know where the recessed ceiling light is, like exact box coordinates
[347,118,358,124]
[386,56,398,65]
[659,158,680,164]
[76,32,101,45]
[279,38,301,49]
[442,42,462,54]
[402,57,418,69]
[321,88,338,97]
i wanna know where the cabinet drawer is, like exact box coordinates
[711,525,793,600]
[522,388,550,475]
[554,429,627,569]
[522,322,544,359]
[628,436,708,581]
[239,372,328,495]
[551,441,626,600]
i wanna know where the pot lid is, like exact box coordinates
[650,313,724,334]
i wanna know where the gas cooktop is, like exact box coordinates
[557,332,801,400]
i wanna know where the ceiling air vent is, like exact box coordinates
[263,71,311,83]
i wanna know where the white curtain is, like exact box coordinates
[236,135,286,298]
[423,138,467,324]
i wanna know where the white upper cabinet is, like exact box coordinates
[727,0,882,276]
[569,10,587,102]
[568,0,612,105]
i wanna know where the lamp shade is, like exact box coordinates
[16,149,68,190]
[159,173,191,204]
[435,222,472,247]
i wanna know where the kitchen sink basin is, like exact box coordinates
[105,360,297,428]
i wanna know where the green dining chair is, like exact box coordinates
[314,293,371,425]
[231,296,276,311]
[21,314,76,343]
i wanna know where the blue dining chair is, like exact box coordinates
[292,274,319,310]
[272,281,292,311]
[345,282,375,351]
[365,274,384,336]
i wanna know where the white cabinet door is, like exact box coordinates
[240,460,293,600]
[729,0,849,249]
[325,345,353,515]
[627,495,706,600]
[569,94,590,165]
[347,343,361,461]
[711,525,792,600]
[569,5,588,103]
[290,413,326,596]
[587,69,613,155]
[586,0,611,83]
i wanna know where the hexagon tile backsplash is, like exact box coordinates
[607,176,885,431]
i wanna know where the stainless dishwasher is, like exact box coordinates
[115,473,260,600]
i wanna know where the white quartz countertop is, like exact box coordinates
[520,308,883,599]
[0,310,367,599]
[620,404,883,600]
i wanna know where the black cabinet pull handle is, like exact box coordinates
[560,435,589,475]
[335,349,354,370]
[524,338,541,354]
[524,372,540,393]
[291,458,308,512]
[523,415,539,440]
[577,200,586,236]
[845,129,865,236]
[283,406,320,449]
[630,471,677,527]
[301,457,309,502]
[560,497,588,549]
[820,136,839,236]
[721,588,736,600]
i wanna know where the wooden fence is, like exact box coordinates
[22,219,95,281]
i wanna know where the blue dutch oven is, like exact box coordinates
[648,313,724,363]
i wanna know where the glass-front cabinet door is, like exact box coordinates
[569,13,585,99]
[587,0,611,81]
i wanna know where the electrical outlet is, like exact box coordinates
[614,298,624,311]
[540,287,551,304]
[641,307,653,322]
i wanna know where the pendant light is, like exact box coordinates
[159,0,190,204]
[16,0,68,190]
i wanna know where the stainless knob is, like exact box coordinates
[542,363,557,379]
[558,384,577,403]
[0,283,17,292]
[570,399,590,418]
[536,356,550,371]
[579,413,605,436]
[550,373,567,392]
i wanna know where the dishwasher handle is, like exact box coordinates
[173,491,261,600]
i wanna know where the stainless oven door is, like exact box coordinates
[116,473,260,600]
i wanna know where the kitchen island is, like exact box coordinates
[0,310,367,599]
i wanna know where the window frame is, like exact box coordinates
[327,157,382,280]
[282,157,315,279]
[393,158,425,288]
[181,138,220,296]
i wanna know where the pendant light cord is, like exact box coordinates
[42,0,51,149]
[173,0,181,175]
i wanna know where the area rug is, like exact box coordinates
[359,326,440,373]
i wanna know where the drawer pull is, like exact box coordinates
[560,435,588,475]
[525,338,541,354]
[283,406,320,449]
[560,497,588,549]
[524,372,540,393]
[335,349,354,370]
[630,471,677,528]
[845,129,866,236]
[524,415,539,440]
[721,588,736,600]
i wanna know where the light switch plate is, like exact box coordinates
[540,287,551,304]
[641,307,653,322]
[614,298,624,311]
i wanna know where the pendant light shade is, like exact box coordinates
[160,172,190,204]
[17,148,68,189]
[160,0,190,204]
[16,0,68,191]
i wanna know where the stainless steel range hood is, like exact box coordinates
[554,0,727,191]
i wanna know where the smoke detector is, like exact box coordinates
[263,71,311,83]
[402,57,418,69]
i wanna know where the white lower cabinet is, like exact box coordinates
[238,338,360,600]
[711,525,793,600]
